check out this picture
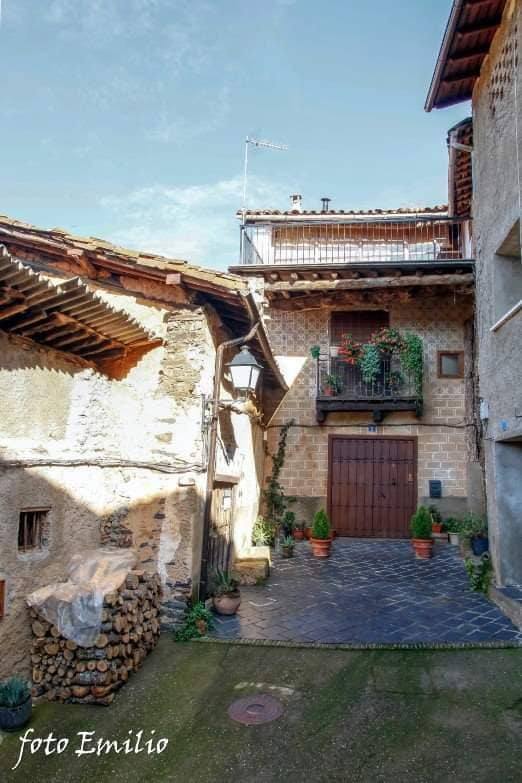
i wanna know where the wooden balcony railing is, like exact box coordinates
[315,355,422,423]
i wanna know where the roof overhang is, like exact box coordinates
[425,0,507,111]
[243,262,475,312]
[0,214,288,400]
[0,246,162,365]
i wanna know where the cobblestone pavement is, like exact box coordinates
[211,539,522,644]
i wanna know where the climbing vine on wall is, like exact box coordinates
[263,419,295,524]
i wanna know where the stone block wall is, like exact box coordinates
[263,294,474,521]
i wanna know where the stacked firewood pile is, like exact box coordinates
[30,570,161,705]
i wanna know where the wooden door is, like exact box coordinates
[328,436,416,538]
[207,483,235,576]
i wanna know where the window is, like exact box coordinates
[18,509,49,552]
[330,310,389,346]
[438,351,464,379]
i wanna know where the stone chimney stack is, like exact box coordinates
[290,194,303,212]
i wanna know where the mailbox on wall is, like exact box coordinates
[429,480,442,499]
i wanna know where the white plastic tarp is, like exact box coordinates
[27,548,137,647]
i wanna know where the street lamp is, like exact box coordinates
[226,344,263,396]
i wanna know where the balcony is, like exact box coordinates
[239,217,469,267]
[315,355,422,423]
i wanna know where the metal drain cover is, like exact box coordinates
[228,694,284,725]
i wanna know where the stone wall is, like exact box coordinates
[472,0,522,584]
[263,294,474,522]
[0,283,266,676]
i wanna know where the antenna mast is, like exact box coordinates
[242,136,288,222]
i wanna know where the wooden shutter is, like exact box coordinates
[330,311,389,345]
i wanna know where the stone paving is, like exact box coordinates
[212,539,522,644]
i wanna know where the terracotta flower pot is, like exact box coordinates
[432,523,443,534]
[293,529,304,541]
[304,527,312,540]
[310,537,332,558]
[213,591,241,615]
[411,538,434,559]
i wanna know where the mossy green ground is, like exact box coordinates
[1,638,521,782]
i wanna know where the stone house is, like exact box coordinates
[0,215,286,677]
[426,0,522,590]
[231,198,477,535]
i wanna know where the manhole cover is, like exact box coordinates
[228,693,284,725]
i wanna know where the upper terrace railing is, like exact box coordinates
[240,218,469,266]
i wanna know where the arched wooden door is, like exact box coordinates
[328,436,417,538]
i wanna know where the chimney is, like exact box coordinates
[290,194,302,212]
[321,197,331,212]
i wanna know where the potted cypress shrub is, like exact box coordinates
[310,508,333,558]
[0,677,32,732]
[410,506,434,559]
[211,569,241,615]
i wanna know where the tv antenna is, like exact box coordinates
[242,136,288,221]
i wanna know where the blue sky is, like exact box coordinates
[0,0,468,269]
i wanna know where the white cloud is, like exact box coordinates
[100,175,294,269]
[147,86,230,144]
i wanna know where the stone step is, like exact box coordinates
[489,585,522,630]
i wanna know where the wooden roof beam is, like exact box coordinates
[265,272,474,294]
[456,19,503,38]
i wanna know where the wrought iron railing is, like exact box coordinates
[316,355,418,400]
[240,218,469,266]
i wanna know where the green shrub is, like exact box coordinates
[174,602,214,642]
[252,517,276,546]
[312,509,331,540]
[410,506,432,540]
[0,677,30,708]
[465,554,492,593]
[358,343,382,384]
[281,535,295,548]
[461,512,487,539]
[444,517,462,533]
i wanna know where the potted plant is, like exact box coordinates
[310,508,333,558]
[462,513,489,556]
[322,373,342,396]
[410,506,434,559]
[445,517,462,546]
[212,569,241,615]
[358,343,382,385]
[428,504,444,535]
[338,334,361,365]
[293,521,305,541]
[282,510,295,537]
[310,345,321,360]
[0,677,32,732]
[281,535,295,558]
